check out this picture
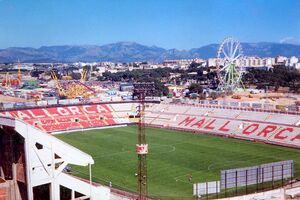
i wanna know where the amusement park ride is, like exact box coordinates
[50,68,96,99]
[50,71,67,97]
[216,37,246,92]
[2,61,22,88]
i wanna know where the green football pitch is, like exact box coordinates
[57,126,300,199]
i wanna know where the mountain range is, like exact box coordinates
[0,42,300,63]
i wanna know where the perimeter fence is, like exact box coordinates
[194,160,296,199]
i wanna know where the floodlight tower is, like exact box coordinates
[133,82,154,200]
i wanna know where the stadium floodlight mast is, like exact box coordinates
[216,37,246,92]
[133,82,155,200]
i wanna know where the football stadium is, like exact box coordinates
[1,101,300,199]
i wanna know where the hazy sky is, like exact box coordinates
[0,0,299,49]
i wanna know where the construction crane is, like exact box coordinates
[50,70,66,97]
[64,81,95,99]
[80,68,88,82]
[2,60,21,87]
[2,72,19,88]
[50,69,95,99]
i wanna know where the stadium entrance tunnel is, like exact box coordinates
[0,117,110,200]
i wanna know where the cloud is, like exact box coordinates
[279,37,300,44]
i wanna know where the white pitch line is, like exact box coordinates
[149,144,176,155]
[173,171,204,183]
[207,163,214,170]
[175,178,193,185]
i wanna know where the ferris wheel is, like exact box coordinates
[216,37,246,92]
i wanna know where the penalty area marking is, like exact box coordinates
[173,171,204,185]
[148,144,176,155]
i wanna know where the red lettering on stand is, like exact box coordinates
[204,119,216,130]
[16,111,31,120]
[191,118,206,128]
[242,124,259,135]
[82,105,96,114]
[57,107,70,116]
[45,108,59,117]
[218,121,231,132]
[291,133,300,141]
[28,110,45,119]
[68,106,82,115]
[257,125,277,137]
[97,105,110,113]
[274,128,292,140]
[178,116,196,126]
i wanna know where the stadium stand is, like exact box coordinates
[0,103,137,133]
[235,111,271,121]
[202,108,240,118]
[1,102,300,148]
[145,103,300,149]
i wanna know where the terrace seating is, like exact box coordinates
[185,107,213,116]
[146,104,300,149]
[267,113,299,125]
[0,103,137,133]
[207,109,241,119]
[78,121,93,128]
[40,122,81,132]
[56,116,73,123]
[110,103,133,112]
[40,118,56,124]
[110,103,137,118]
[235,111,271,121]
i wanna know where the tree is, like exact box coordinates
[243,65,300,93]
[188,83,203,94]
[188,62,201,70]
[154,81,168,96]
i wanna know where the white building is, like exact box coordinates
[286,56,299,68]
[275,56,288,64]
[207,58,217,67]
